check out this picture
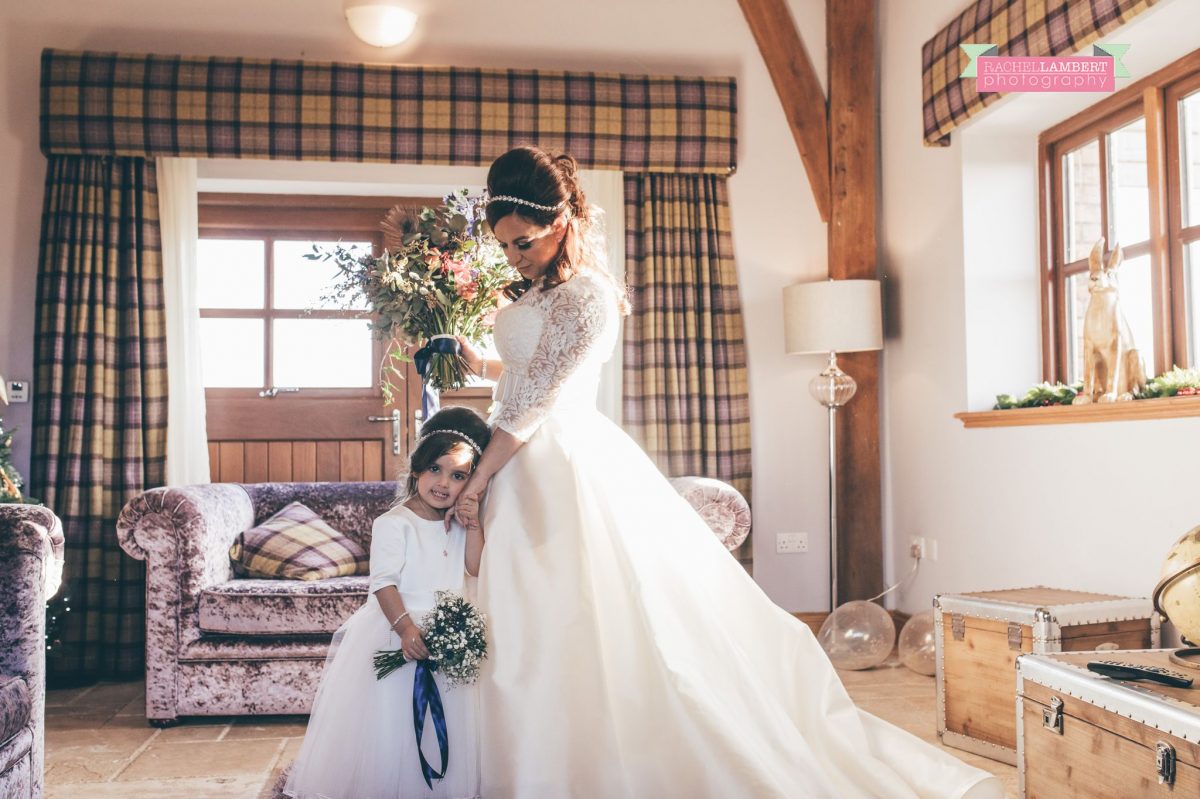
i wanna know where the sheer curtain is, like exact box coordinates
[580,170,625,425]
[157,158,211,485]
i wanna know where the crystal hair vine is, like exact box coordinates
[485,194,567,213]
[416,429,483,457]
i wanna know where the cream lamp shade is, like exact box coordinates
[782,279,883,355]
[344,0,418,47]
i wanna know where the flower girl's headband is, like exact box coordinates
[416,429,483,458]
[486,194,566,214]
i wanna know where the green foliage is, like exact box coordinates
[994,381,1081,410]
[307,191,517,402]
[1137,367,1200,399]
[0,418,26,503]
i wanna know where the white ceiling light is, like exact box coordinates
[344,0,418,48]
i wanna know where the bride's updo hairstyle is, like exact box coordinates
[486,146,628,313]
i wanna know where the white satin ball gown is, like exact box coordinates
[477,268,1003,798]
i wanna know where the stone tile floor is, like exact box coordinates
[45,660,1017,798]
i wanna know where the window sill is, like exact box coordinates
[955,395,1200,428]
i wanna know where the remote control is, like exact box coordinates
[1086,660,1194,688]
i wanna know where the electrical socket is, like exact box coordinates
[776,532,809,554]
[910,536,939,561]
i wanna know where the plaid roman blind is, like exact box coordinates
[922,0,1160,146]
[40,49,737,174]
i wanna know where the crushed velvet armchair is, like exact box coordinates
[117,478,750,725]
[0,504,65,799]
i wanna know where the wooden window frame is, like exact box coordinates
[198,193,435,399]
[1039,47,1200,383]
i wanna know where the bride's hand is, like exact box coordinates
[455,335,484,375]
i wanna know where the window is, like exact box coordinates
[198,194,404,395]
[1040,51,1200,382]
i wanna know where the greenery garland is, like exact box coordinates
[994,367,1200,410]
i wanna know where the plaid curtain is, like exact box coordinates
[40,49,736,174]
[622,173,752,558]
[33,155,167,680]
[922,0,1159,146]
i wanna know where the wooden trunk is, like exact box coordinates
[1019,650,1200,797]
[935,587,1158,764]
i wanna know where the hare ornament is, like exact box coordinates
[1073,238,1146,404]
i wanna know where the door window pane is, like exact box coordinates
[198,239,264,309]
[1064,140,1102,262]
[200,318,264,387]
[1107,117,1149,246]
[273,319,374,388]
[273,240,372,310]
[1182,90,1200,228]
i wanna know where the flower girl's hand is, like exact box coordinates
[448,487,482,531]
[399,620,429,661]
[455,335,483,375]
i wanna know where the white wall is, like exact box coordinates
[881,0,1200,614]
[0,0,834,610]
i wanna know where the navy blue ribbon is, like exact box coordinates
[412,661,449,789]
[412,335,460,420]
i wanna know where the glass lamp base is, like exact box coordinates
[809,352,858,408]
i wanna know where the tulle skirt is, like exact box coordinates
[284,595,480,799]
[477,407,1003,799]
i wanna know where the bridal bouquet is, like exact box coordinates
[309,191,517,404]
[373,591,489,686]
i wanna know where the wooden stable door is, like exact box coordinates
[207,396,411,484]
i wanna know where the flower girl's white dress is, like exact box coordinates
[478,266,1004,799]
[285,505,480,799]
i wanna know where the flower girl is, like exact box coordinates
[285,406,491,799]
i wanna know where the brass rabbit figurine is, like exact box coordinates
[1073,238,1146,404]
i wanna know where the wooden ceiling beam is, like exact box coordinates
[737,0,832,222]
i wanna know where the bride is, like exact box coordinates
[453,145,1002,798]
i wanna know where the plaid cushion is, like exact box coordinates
[229,502,368,581]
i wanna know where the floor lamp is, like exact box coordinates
[782,279,882,611]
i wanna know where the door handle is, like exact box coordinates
[367,409,402,455]
[258,387,300,398]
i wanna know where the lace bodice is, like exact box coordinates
[490,270,619,440]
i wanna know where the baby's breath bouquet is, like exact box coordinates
[374,591,489,686]
[309,191,516,404]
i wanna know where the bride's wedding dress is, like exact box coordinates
[478,268,1002,798]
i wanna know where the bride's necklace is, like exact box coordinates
[407,497,452,557]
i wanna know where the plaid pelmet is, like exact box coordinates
[33,155,167,681]
[40,49,737,174]
[622,174,752,562]
[230,502,368,581]
[922,0,1160,146]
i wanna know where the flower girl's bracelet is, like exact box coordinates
[479,360,488,381]
[390,611,410,631]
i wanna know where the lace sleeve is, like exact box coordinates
[492,274,614,441]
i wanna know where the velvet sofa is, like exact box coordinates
[0,505,66,799]
[117,478,750,725]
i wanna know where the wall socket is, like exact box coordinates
[776,532,809,554]
[910,536,938,561]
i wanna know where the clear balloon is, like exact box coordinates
[898,609,937,676]
[818,600,896,671]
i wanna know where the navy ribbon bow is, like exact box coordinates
[412,335,460,420]
[412,661,449,789]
